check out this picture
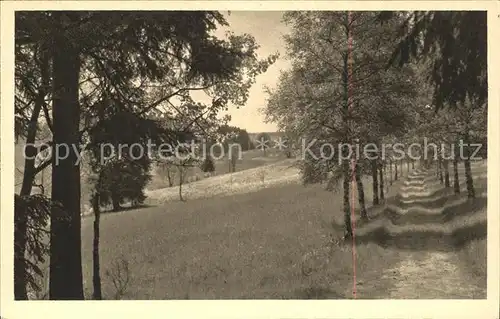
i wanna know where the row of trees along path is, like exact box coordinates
[264,11,486,240]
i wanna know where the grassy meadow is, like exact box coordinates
[15,137,486,299]
[77,159,486,299]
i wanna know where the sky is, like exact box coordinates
[214,11,292,133]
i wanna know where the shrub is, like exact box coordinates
[96,159,151,211]
[200,156,216,173]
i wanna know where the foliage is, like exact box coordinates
[218,124,255,151]
[264,11,425,237]
[94,158,152,210]
[200,156,216,173]
[269,12,418,180]
[14,194,59,296]
[379,11,487,110]
[85,106,164,210]
[16,10,279,185]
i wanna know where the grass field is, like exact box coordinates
[74,160,486,299]
[147,147,288,190]
[14,141,287,214]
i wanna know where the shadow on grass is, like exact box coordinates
[325,200,397,234]
[396,193,454,209]
[397,186,454,200]
[328,170,487,231]
[399,183,426,191]
[352,220,486,252]
[380,196,487,226]
[442,197,487,222]
[101,204,156,215]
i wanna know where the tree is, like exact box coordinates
[266,11,418,237]
[413,91,485,198]
[200,156,216,174]
[14,21,53,299]
[85,105,171,300]
[97,159,151,211]
[229,153,238,173]
[177,155,199,202]
[14,194,54,299]
[158,160,177,187]
[281,133,294,158]
[378,160,385,201]
[90,191,102,300]
[87,108,160,211]
[218,124,254,151]
[381,11,487,198]
[381,11,487,111]
[216,129,241,173]
[15,11,277,299]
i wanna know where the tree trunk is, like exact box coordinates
[343,160,353,239]
[92,193,102,300]
[231,157,237,173]
[379,162,385,201]
[178,167,184,201]
[406,159,410,175]
[111,195,121,212]
[463,149,475,198]
[411,160,415,169]
[14,195,29,300]
[453,157,460,194]
[342,14,354,239]
[394,161,398,181]
[371,160,379,205]
[166,167,173,187]
[384,161,389,193]
[438,159,444,184]
[40,170,45,194]
[389,160,393,185]
[49,18,84,299]
[354,163,368,220]
[444,159,450,188]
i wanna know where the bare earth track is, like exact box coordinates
[359,168,486,299]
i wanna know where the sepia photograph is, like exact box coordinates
[1,1,499,318]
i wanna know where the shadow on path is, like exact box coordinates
[343,168,487,253]
[353,220,486,252]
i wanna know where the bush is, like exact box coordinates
[96,159,151,211]
[105,256,131,300]
[200,156,215,173]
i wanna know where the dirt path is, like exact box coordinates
[374,169,485,299]
[381,250,484,298]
